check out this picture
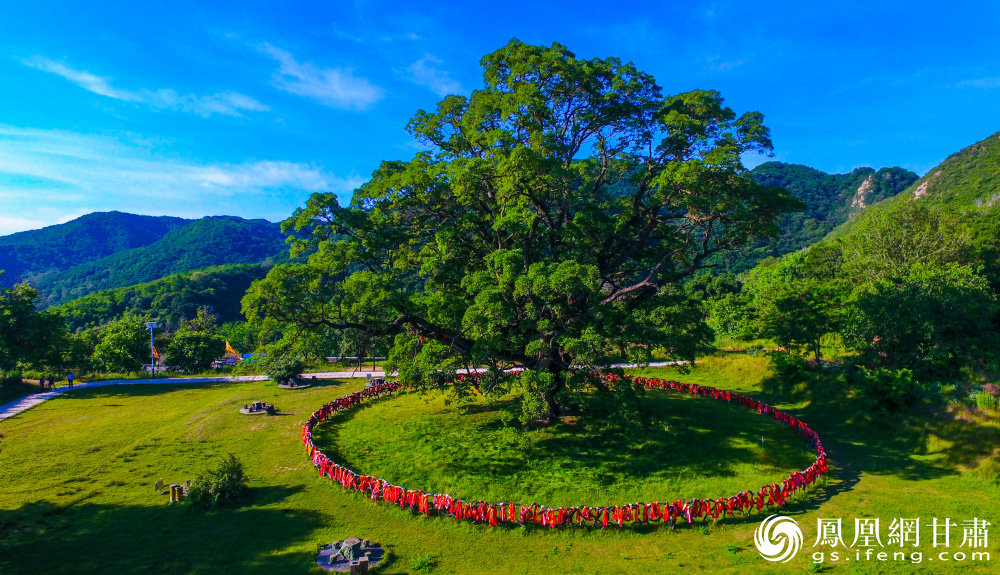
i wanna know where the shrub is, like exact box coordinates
[771,352,811,382]
[974,455,1000,485]
[188,454,249,508]
[265,355,304,386]
[409,553,437,574]
[975,391,999,412]
[1,371,23,386]
[852,367,921,414]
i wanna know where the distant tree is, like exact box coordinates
[706,291,758,342]
[0,280,65,377]
[265,354,304,386]
[840,202,972,283]
[843,262,997,379]
[684,272,742,302]
[217,321,260,354]
[61,331,98,374]
[92,313,150,373]
[244,40,797,421]
[165,309,225,373]
[741,245,848,360]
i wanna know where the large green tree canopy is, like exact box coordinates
[0,279,65,376]
[244,40,796,419]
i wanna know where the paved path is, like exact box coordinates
[0,361,686,423]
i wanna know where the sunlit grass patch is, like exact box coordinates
[318,388,815,507]
[1,355,999,574]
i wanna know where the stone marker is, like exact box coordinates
[349,557,369,575]
[315,538,385,572]
[341,537,362,560]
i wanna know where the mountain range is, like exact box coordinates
[0,214,289,306]
[707,162,918,272]
[7,129,999,330]
[0,211,189,288]
[830,131,1000,239]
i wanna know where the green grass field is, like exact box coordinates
[1,354,998,574]
[322,389,815,508]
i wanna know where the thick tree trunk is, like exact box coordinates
[541,368,565,422]
[542,388,560,421]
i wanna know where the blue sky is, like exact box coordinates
[2,0,999,234]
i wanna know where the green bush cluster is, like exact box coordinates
[972,384,1000,411]
[409,553,437,574]
[976,392,999,411]
[851,367,925,414]
[771,352,811,381]
[187,454,249,509]
[265,355,304,386]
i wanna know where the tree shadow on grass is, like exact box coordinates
[524,392,816,485]
[296,378,351,389]
[315,390,818,507]
[0,489,328,575]
[48,381,246,401]
[0,380,41,405]
[754,366,1000,483]
[456,400,514,417]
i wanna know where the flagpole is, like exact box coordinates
[145,322,159,376]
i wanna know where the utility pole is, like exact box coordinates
[145,321,159,375]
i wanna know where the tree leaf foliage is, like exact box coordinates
[244,40,796,418]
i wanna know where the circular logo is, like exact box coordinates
[754,515,803,563]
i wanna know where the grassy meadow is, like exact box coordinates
[324,388,815,508]
[1,354,998,574]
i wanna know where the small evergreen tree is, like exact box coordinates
[265,354,304,386]
[188,454,249,508]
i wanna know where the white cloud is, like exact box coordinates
[0,215,50,236]
[0,125,364,234]
[331,29,421,43]
[405,54,462,97]
[702,54,747,73]
[22,57,125,99]
[954,77,1000,89]
[379,33,421,42]
[23,56,269,117]
[260,43,383,110]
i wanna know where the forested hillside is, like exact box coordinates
[0,212,190,288]
[751,162,918,242]
[711,162,918,271]
[33,216,289,306]
[900,131,1000,207]
[830,131,1000,239]
[713,130,1000,395]
[51,263,274,331]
